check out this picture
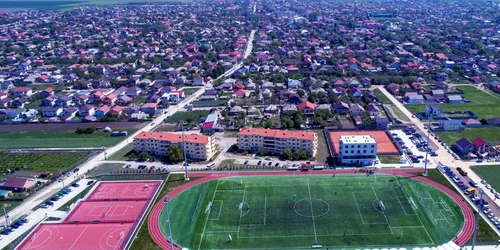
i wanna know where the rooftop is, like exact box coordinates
[237,127,316,141]
[134,131,211,144]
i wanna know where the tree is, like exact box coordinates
[264,120,273,128]
[166,144,184,163]
[280,148,293,160]
[294,114,303,129]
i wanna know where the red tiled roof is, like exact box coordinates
[298,101,315,110]
[44,88,54,93]
[134,131,210,144]
[237,127,316,141]
[472,137,487,147]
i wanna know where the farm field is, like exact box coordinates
[0,151,91,175]
[0,129,136,148]
[162,175,463,249]
[406,86,500,119]
[183,88,202,96]
[471,165,500,191]
[435,127,500,146]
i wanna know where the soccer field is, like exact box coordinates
[161,174,464,249]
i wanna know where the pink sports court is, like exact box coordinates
[17,180,162,250]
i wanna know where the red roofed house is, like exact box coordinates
[40,88,54,98]
[472,137,488,154]
[298,101,316,116]
[1,177,37,192]
[95,105,110,117]
[237,127,318,156]
[232,89,249,98]
[103,93,118,105]
[133,131,215,160]
[110,105,123,115]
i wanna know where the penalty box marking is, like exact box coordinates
[208,200,224,221]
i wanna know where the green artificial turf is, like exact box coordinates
[161,174,464,249]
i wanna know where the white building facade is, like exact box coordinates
[338,135,377,165]
[237,128,318,156]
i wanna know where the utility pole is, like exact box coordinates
[164,196,175,250]
[181,121,189,180]
[2,207,9,227]
[423,114,431,176]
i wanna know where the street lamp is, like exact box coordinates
[471,188,484,250]
[164,197,175,250]
[180,121,189,180]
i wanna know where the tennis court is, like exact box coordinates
[328,130,399,154]
[65,200,147,223]
[17,223,133,250]
[87,181,161,200]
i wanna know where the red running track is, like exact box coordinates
[148,169,475,249]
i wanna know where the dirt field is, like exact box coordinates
[0,122,145,132]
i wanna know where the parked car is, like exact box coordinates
[268,162,272,166]
[257,161,262,165]
[71,183,80,188]
[87,180,95,186]
[73,168,80,173]
[125,164,131,168]
[244,160,249,165]
[275,163,280,167]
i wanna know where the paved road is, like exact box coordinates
[377,86,500,236]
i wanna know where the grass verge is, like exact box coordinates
[378,155,401,164]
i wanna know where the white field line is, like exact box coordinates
[306,178,318,244]
[370,184,393,234]
[208,200,223,221]
[352,192,366,224]
[236,187,246,238]
[264,195,267,225]
[197,180,220,250]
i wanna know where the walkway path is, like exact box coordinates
[148,169,474,249]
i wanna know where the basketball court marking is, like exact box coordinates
[68,225,88,250]
[25,227,59,249]
[98,224,130,249]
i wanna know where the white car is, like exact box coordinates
[485,184,492,190]
[490,189,497,194]
[481,179,487,184]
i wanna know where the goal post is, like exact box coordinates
[238,202,244,212]
[379,200,386,212]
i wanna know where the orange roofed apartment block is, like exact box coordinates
[237,128,318,156]
[134,131,216,160]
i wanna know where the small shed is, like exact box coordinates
[1,177,37,192]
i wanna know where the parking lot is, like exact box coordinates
[439,164,500,234]
[391,129,436,168]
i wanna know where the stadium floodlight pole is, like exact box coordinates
[181,120,189,180]
[423,114,431,177]
[2,207,8,226]
[164,196,175,250]
[471,188,484,250]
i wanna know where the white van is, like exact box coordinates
[205,163,216,170]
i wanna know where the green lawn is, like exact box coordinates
[108,144,135,160]
[0,130,135,148]
[314,131,329,164]
[192,100,228,106]
[378,155,401,164]
[0,151,91,176]
[436,127,500,146]
[165,110,210,123]
[134,96,146,105]
[373,89,409,121]
[183,88,202,96]
[162,175,463,249]
[471,165,500,191]
[406,86,500,119]
[130,174,201,250]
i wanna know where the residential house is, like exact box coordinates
[431,89,445,100]
[95,105,110,117]
[229,106,244,116]
[12,97,28,108]
[264,105,280,114]
[0,177,36,192]
[40,88,54,98]
[375,117,389,129]
[140,103,158,114]
[125,87,141,97]
[487,118,500,126]
[282,104,298,114]
[348,87,362,98]
[316,104,332,113]
[232,89,249,98]
[455,138,474,155]
[405,92,424,104]
[462,118,482,127]
[193,76,205,86]
[116,95,132,106]
[287,79,301,89]
[78,104,95,117]
[472,137,488,154]
[109,105,123,115]
[425,105,443,118]
[10,87,32,97]
[298,101,316,116]
[386,83,400,96]
[54,96,72,108]
[350,103,365,116]
[42,95,58,107]
[447,95,462,104]
[0,108,24,119]
[334,101,350,114]
[439,118,462,131]
[103,93,118,105]
[41,107,63,117]
[367,104,380,116]
[60,107,78,121]
[89,91,104,104]
[288,94,301,105]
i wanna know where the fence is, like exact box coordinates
[94,173,168,182]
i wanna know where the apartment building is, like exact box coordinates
[134,131,215,160]
[338,135,377,165]
[237,127,318,156]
